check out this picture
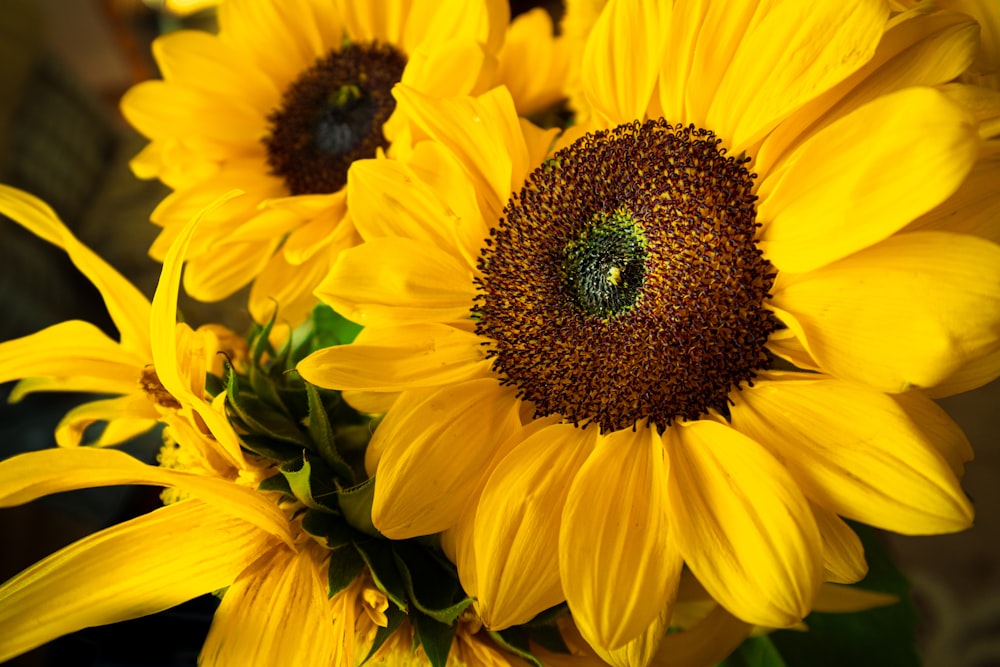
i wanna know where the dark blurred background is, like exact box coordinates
[0,1,997,665]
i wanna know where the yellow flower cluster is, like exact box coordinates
[1,0,1000,665]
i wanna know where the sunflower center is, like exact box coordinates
[264,42,407,196]
[475,120,776,432]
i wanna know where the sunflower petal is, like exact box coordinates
[297,323,489,392]
[371,379,522,538]
[54,394,160,448]
[151,197,245,466]
[200,544,334,667]
[0,447,292,544]
[730,377,973,534]
[811,503,867,584]
[769,231,1000,392]
[0,500,278,664]
[561,427,680,651]
[757,87,979,273]
[592,603,672,667]
[318,237,475,328]
[0,185,152,356]
[0,320,144,393]
[666,420,822,627]
[653,605,752,667]
[812,584,898,613]
[581,0,664,124]
[707,0,886,153]
[474,423,596,629]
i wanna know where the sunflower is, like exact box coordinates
[297,0,1000,660]
[0,185,612,666]
[120,0,568,327]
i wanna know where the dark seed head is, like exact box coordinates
[475,119,777,433]
[264,41,407,196]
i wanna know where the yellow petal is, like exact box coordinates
[497,9,571,116]
[249,240,339,327]
[184,238,279,302]
[0,320,144,393]
[581,0,664,124]
[891,389,974,478]
[54,394,160,448]
[336,0,408,44]
[151,197,245,466]
[755,5,979,174]
[812,583,898,613]
[348,153,480,258]
[907,145,1000,243]
[401,39,492,100]
[561,427,680,651]
[707,0,886,153]
[474,423,596,629]
[757,87,979,273]
[769,231,1000,392]
[0,499,278,664]
[0,185,152,357]
[665,420,822,627]
[730,376,974,534]
[296,323,489,392]
[651,605,752,667]
[0,447,292,544]
[592,604,672,667]
[201,544,335,667]
[370,379,522,538]
[318,237,475,328]
[811,503,867,584]
[151,30,279,110]
[392,84,527,222]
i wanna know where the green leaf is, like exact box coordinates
[766,523,918,667]
[312,303,363,348]
[301,508,354,549]
[327,544,366,598]
[354,538,408,612]
[337,476,382,537]
[412,610,457,667]
[304,383,355,483]
[392,543,473,624]
[488,629,543,667]
[279,452,338,513]
[362,604,408,665]
[718,636,787,667]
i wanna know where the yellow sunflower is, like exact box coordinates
[297,0,1000,660]
[0,186,608,666]
[120,0,568,327]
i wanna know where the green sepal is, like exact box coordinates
[392,543,472,625]
[337,476,381,537]
[304,382,354,483]
[239,434,303,464]
[353,539,408,612]
[327,543,366,599]
[257,472,293,498]
[301,508,353,549]
[279,451,339,513]
[412,610,457,667]
[225,367,308,447]
[250,308,278,370]
[488,629,543,667]
[362,604,407,665]
[718,636,787,667]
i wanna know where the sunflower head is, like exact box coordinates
[476,119,776,432]
[264,40,408,196]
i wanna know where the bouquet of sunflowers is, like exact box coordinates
[2,0,999,665]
